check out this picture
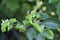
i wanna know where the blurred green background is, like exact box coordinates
[0,0,60,40]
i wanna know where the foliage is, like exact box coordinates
[0,0,60,40]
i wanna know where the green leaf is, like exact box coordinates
[32,22,44,33]
[57,2,60,20]
[26,14,33,24]
[1,20,9,32]
[1,22,7,32]
[49,0,59,4]
[31,11,41,18]
[23,20,31,26]
[35,33,44,40]
[40,13,50,20]
[43,29,54,39]
[26,28,37,40]
[42,20,59,29]
[8,25,13,31]
[35,12,41,18]
[9,18,17,24]
[15,24,26,31]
